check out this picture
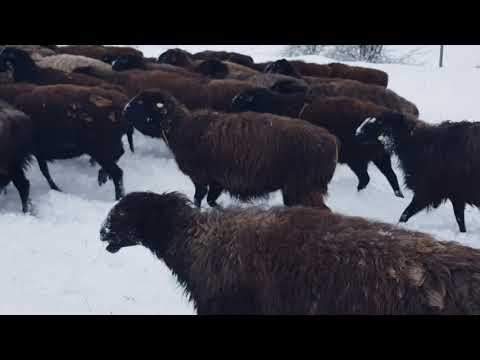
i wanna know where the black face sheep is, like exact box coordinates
[0,100,34,213]
[356,111,480,233]
[12,84,133,200]
[123,89,338,208]
[0,47,125,93]
[307,79,419,117]
[157,48,196,68]
[101,191,480,315]
[231,88,405,197]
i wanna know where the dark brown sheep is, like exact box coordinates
[157,49,271,82]
[356,112,480,233]
[288,59,389,87]
[0,83,38,104]
[100,191,480,315]
[194,59,260,80]
[81,65,254,112]
[57,45,144,65]
[307,79,419,117]
[231,88,405,197]
[194,58,308,93]
[0,47,125,93]
[191,50,255,67]
[123,89,338,208]
[12,84,132,200]
[0,100,34,213]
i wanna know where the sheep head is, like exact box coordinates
[231,87,277,113]
[356,112,407,148]
[100,191,192,255]
[157,48,194,68]
[0,47,37,82]
[264,59,301,78]
[122,89,180,141]
[194,59,229,79]
[111,54,146,71]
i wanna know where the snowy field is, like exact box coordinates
[2,45,480,314]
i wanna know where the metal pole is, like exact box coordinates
[439,45,444,67]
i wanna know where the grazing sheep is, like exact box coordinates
[123,89,338,208]
[12,84,132,200]
[307,79,419,117]
[0,47,125,93]
[100,191,480,315]
[36,54,112,74]
[0,100,34,213]
[231,88,405,197]
[192,50,255,67]
[356,112,480,233]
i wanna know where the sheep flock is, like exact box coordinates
[2,45,480,315]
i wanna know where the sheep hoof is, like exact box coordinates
[208,202,221,209]
[394,190,404,198]
[25,201,37,216]
[51,186,62,192]
[357,184,367,191]
[399,214,408,223]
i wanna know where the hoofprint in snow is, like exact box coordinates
[1,45,480,314]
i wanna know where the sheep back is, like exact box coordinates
[308,79,419,117]
[180,205,480,314]
[170,110,338,202]
[36,54,113,74]
[13,85,129,157]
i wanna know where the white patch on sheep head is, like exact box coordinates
[355,117,376,136]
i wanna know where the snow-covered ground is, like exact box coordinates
[2,45,480,314]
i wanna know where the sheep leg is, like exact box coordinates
[399,195,428,223]
[98,168,110,186]
[450,199,466,233]
[12,167,31,214]
[372,154,404,198]
[348,161,370,191]
[94,159,124,200]
[36,156,62,192]
[193,183,208,208]
[207,183,223,208]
